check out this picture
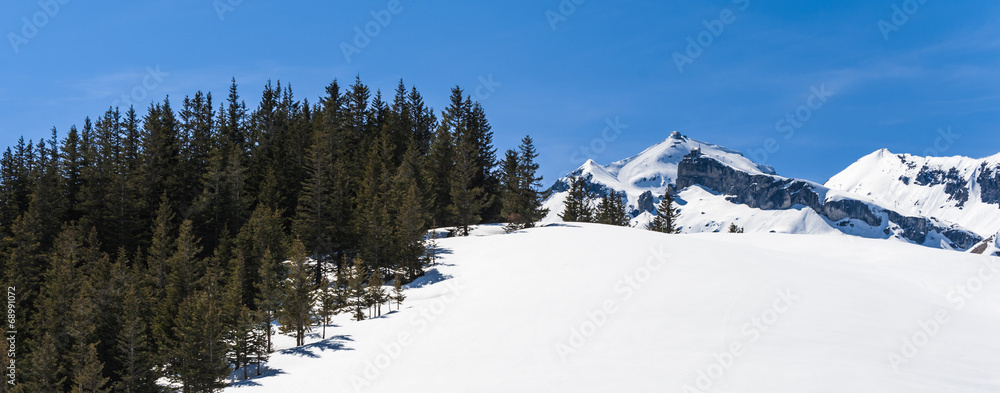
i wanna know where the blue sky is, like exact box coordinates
[2,0,999,184]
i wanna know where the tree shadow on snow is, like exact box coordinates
[278,335,354,359]
[405,268,453,289]
[227,365,287,388]
[539,223,581,228]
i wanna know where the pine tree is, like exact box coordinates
[449,135,486,237]
[23,333,65,392]
[728,223,744,233]
[315,274,340,339]
[595,190,630,227]
[225,251,255,381]
[647,189,679,234]
[559,177,594,223]
[114,269,157,393]
[168,292,230,393]
[254,248,282,354]
[391,271,406,311]
[347,259,368,322]
[70,343,110,393]
[366,269,389,318]
[501,136,548,231]
[278,239,314,347]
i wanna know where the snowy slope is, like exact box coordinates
[224,224,1000,392]
[826,149,1000,236]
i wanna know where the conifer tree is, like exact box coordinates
[315,274,340,340]
[70,343,110,393]
[347,258,368,322]
[114,269,157,393]
[225,251,255,381]
[391,271,406,311]
[647,189,679,234]
[366,269,389,318]
[278,239,314,347]
[728,223,744,233]
[559,177,594,223]
[254,248,282,353]
[449,135,486,237]
[595,190,630,227]
[168,292,230,393]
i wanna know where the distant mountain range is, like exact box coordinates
[543,131,997,252]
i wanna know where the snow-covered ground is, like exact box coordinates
[226,223,1000,392]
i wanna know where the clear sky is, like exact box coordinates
[2,0,999,185]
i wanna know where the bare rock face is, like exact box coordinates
[676,152,982,250]
[635,191,655,215]
[977,163,1000,205]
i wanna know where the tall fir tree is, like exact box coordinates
[278,239,314,347]
[647,189,679,234]
[559,177,594,223]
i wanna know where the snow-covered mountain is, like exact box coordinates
[825,149,1000,237]
[544,132,983,251]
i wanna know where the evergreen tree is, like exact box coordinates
[168,292,230,393]
[728,223,744,233]
[595,190,630,226]
[254,248,283,353]
[315,274,340,340]
[347,258,368,322]
[647,189,679,234]
[391,271,406,311]
[278,239,314,347]
[225,252,256,381]
[449,135,486,237]
[501,136,548,231]
[114,269,158,393]
[559,177,594,223]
